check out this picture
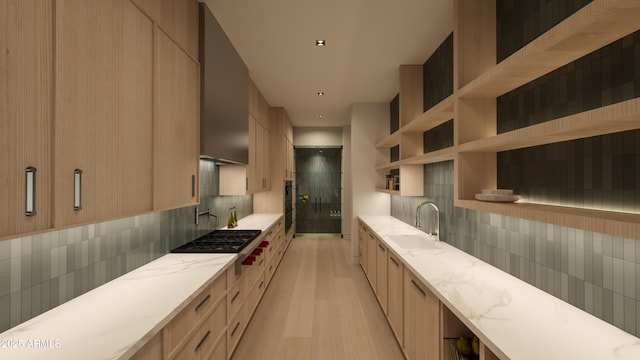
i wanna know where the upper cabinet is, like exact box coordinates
[153,29,200,211]
[1,0,199,239]
[130,0,198,59]
[55,0,155,227]
[0,0,54,237]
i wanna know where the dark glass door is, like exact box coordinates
[295,147,342,233]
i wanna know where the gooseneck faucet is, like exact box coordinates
[415,200,440,240]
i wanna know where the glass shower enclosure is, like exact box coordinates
[295,147,342,234]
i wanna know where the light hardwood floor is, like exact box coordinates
[231,234,406,360]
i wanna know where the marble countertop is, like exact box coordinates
[0,213,283,360]
[359,215,640,360]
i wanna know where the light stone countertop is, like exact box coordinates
[359,215,640,360]
[0,213,283,360]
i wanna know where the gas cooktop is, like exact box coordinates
[170,229,262,253]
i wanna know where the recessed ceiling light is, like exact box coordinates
[318,114,324,118]
[317,91,325,96]
[315,40,326,47]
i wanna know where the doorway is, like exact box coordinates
[295,147,342,234]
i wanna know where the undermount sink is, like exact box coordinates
[387,234,439,250]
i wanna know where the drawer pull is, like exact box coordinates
[378,243,385,251]
[231,290,240,303]
[194,330,210,352]
[368,233,374,239]
[390,257,399,267]
[194,294,211,313]
[231,322,240,337]
[411,279,426,297]
[269,265,273,272]
[259,259,264,266]
[25,167,37,216]
[258,281,264,290]
[73,169,82,211]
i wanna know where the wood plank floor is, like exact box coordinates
[231,234,406,360]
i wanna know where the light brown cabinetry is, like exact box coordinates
[56,0,154,227]
[366,230,378,291]
[164,274,226,359]
[376,240,388,313]
[403,267,440,360]
[153,28,199,211]
[387,253,404,345]
[130,332,163,360]
[0,0,54,238]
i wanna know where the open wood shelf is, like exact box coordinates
[403,146,456,165]
[457,0,640,98]
[375,188,399,195]
[376,96,454,150]
[376,130,401,148]
[403,95,454,133]
[455,199,640,240]
[376,160,403,172]
[457,97,640,153]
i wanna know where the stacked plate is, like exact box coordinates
[474,189,520,202]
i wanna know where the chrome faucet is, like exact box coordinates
[415,200,440,240]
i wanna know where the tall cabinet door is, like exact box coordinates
[56,0,121,227]
[119,0,153,216]
[154,29,199,210]
[0,0,54,237]
[403,268,440,360]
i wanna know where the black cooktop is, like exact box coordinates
[171,229,262,253]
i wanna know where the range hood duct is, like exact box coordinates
[199,3,249,164]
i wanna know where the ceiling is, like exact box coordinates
[201,0,453,127]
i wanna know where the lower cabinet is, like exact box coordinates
[164,273,227,360]
[376,239,388,313]
[403,267,440,360]
[387,253,404,345]
[130,217,289,360]
[129,332,163,360]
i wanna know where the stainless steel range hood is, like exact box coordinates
[199,3,249,164]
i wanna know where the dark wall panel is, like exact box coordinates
[496,0,592,62]
[497,129,640,211]
[423,33,453,111]
[390,94,400,133]
[497,31,640,133]
[423,119,453,153]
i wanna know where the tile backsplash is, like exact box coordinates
[391,160,640,337]
[0,159,251,333]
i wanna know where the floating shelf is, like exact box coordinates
[458,0,640,98]
[403,95,454,133]
[402,146,456,165]
[455,199,640,240]
[376,130,401,148]
[457,97,640,153]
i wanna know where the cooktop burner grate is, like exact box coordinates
[170,229,262,253]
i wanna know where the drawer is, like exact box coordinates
[227,282,243,322]
[227,304,247,357]
[265,254,277,285]
[172,294,226,360]
[164,273,226,356]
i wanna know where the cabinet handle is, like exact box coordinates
[269,265,273,272]
[25,167,37,216]
[378,243,385,251]
[246,177,248,191]
[368,233,374,239]
[191,174,196,197]
[194,294,211,312]
[231,290,240,303]
[411,279,426,297]
[390,257,399,267]
[194,330,210,352]
[73,169,82,211]
[259,259,264,266]
[259,280,264,290]
[231,321,240,337]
